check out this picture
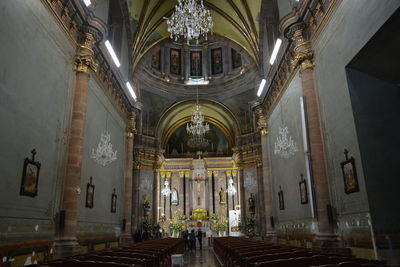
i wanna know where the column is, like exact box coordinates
[256,106,276,241]
[54,30,98,257]
[287,23,336,247]
[131,159,141,234]
[120,112,136,245]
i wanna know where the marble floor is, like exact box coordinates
[182,246,219,267]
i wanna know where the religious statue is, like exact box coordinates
[171,188,179,205]
[143,196,151,217]
[219,187,226,204]
[248,193,255,214]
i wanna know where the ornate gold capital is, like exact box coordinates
[74,33,98,73]
[133,161,141,169]
[126,111,137,138]
[291,48,315,70]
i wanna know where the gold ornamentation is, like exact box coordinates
[133,161,141,169]
[74,33,98,74]
[126,112,137,138]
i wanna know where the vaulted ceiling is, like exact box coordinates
[127,0,262,69]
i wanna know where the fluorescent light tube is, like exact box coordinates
[83,0,91,7]
[126,82,137,101]
[257,79,267,97]
[269,38,282,65]
[105,40,121,68]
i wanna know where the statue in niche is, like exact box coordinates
[171,188,179,205]
[143,196,151,217]
[248,193,255,214]
[219,187,226,204]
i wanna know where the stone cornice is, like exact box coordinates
[258,0,339,118]
[40,0,138,118]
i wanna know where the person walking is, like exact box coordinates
[183,230,189,250]
[189,229,196,252]
[197,228,203,250]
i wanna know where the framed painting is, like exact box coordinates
[211,48,223,75]
[86,176,95,208]
[111,188,117,213]
[231,48,242,69]
[341,149,359,194]
[299,174,308,204]
[278,186,284,210]
[151,49,161,70]
[20,149,41,197]
[190,50,202,77]
[170,48,181,75]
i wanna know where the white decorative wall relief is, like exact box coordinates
[91,131,117,166]
[244,174,256,189]
[274,126,298,159]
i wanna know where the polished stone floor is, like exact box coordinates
[182,246,219,267]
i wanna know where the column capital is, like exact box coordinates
[253,104,268,136]
[126,111,137,138]
[74,31,98,74]
[286,22,315,71]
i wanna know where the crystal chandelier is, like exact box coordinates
[164,0,213,44]
[187,87,210,148]
[227,177,237,196]
[91,131,117,166]
[161,179,171,196]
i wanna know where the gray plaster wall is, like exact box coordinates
[94,0,109,25]
[313,0,399,217]
[268,73,312,222]
[277,0,292,20]
[0,0,75,241]
[77,78,126,237]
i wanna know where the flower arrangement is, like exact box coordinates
[178,214,188,221]
[170,222,182,233]
[210,213,219,221]
[216,222,227,232]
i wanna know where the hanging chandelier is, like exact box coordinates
[164,0,213,44]
[187,88,210,148]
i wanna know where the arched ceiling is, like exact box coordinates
[127,0,262,69]
[156,99,240,148]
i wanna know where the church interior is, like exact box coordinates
[1,0,399,266]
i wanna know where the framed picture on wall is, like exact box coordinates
[85,176,95,208]
[170,48,181,75]
[111,188,117,213]
[190,51,202,77]
[341,149,359,194]
[211,48,223,75]
[20,149,41,197]
[278,186,284,210]
[299,174,308,204]
[231,48,242,69]
[151,49,161,70]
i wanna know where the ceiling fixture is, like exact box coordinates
[126,82,137,101]
[164,0,213,44]
[187,87,210,148]
[269,38,282,65]
[83,0,91,7]
[257,78,267,97]
[105,40,121,68]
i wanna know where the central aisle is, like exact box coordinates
[183,246,219,267]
